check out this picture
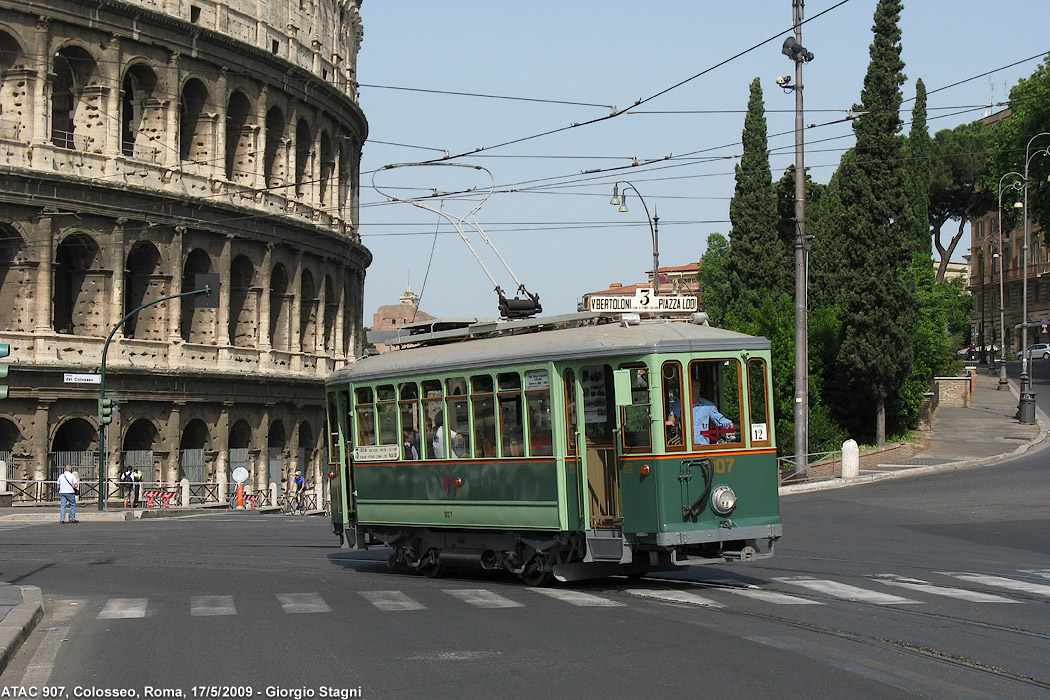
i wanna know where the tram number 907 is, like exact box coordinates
[712,458,734,473]
[444,510,453,519]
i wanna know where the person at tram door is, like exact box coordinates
[691,385,735,445]
[402,426,420,460]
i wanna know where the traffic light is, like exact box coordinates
[0,343,9,400]
[99,396,115,425]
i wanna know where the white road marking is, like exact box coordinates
[721,588,823,605]
[358,590,426,611]
[276,593,331,613]
[1019,569,1050,580]
[939,572,1050,597]
[191,595,237,616]
[872,575,1019,603]
[773,577,920,605]
[624,588,724,607]
[51,598,86,623]
[528,589,624,607]
[97,598,149,619]
[443,589,523,608]
[19,599,86,686]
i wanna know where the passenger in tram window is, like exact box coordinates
[664,383,683,446]
[432,413,462,458]
[402,426,420,460]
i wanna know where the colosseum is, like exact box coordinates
[0,0,370,501]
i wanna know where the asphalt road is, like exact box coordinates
[2,447,1049,700]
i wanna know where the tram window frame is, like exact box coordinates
[326,392,341,463]
[747,358,772,447]
[398,383,422,461]
[563,368,578,456]
[498,371,525,458]
[581,365,614,446]
[376,384,398,446]
[525,369,553,456]
[445,377,471,458]
[470,374,497,458]
[421,379,443,460]
[354,386,377,447]
[661,361,686,452]
[618,363,652,453]
[687,359,744,450]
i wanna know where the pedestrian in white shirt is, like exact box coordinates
[58,464,79,523]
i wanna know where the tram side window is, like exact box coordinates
[376,385,397,446]
[581,365,613,445]
[471,375,497,458]
[688,359,743,449]
[564,368,577,456]
[620,364,652,451]
[340,390,351,463]
[354,387,376,446]
[445,377,470,458]
[498,372,524,457]
[747,358,772,446]
[399,383,421,460]
[662,361,685,451]
[326,393,340,463]
[525,369,553,456]
[421,380,443,459]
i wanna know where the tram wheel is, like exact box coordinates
[520,558,553,587]
[387,551,400,570]
[420,551,444,578]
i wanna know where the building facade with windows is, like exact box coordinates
[0,0,369,495]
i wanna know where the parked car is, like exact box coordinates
[1016,342,1050,360]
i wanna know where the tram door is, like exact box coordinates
[579,365,622,528]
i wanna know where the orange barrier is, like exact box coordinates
[142,490,178,508]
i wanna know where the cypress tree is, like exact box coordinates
[726,78,787,318]
[904,78,932,259]
[826,0,915,445]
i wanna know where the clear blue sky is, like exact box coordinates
[355,1,1048,321]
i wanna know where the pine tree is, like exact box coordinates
[823,0,916,445]
[726,78,787,317]
[904,78,932,259]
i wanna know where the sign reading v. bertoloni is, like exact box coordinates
[353,444,400,462]
[588,288,698,313]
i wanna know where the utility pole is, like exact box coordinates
[782,0,813,475]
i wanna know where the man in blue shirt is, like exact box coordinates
[293,470,306,509]
[692,395,734,445]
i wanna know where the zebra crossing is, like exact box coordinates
[49,569,1048,621]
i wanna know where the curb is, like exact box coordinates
[0,584,43,675]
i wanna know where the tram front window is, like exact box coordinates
[688,359,743,448]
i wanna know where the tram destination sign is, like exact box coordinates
[588,288,698,314]
[353,444,400,462]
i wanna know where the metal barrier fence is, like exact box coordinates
[2,479,308,509]
[777,451,843,485]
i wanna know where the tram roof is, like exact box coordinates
[329,314,769,385]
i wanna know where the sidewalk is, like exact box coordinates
[781,369,1048,494]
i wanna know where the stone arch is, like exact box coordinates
[299,268,317,352]
[0,30,29,139]
[179,418,209,483]
[51,417,96,452]
[225,90,254,184]
[124,241,164,340]
[52,44,101,151]
[179,77,210,163]
[318,131,333,209]
[122,418,159,451]
[337,137,351,213]
[0,224,29,331]
[0,416,20,451]
[263,105,286,190]
[267,419,286,485]
[121,62,159,159]
[269,263,290,352]
[181,248,214,343]
[180,418,208,449]
[53,233,103,336]
[323,274,336,353]
[294,118,311,198]
[229,419,251,449]
[229,255,256,347]
[298,419,314,478]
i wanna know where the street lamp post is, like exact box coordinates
[997,172,1023,389]
[1017,132,1050,425]
[610,181,660,295]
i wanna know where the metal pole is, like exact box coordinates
[997,173,1021,389]
[791,0,809,475]
[1018,133,1050,424]
[652,212,660,296]
[97,286,214,510]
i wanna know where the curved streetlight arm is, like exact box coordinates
[612,180,660,295]
[97,286,214,510]
[1018,131,1050,421]
[997,172,1024,376]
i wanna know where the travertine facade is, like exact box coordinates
[0,0,370,494]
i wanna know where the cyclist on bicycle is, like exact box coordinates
[293,470,306,512]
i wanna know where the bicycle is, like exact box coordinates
[280,491,307,515]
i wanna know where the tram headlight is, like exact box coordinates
[710,485,737,515]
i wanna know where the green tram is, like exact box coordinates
[324,312,782,585]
